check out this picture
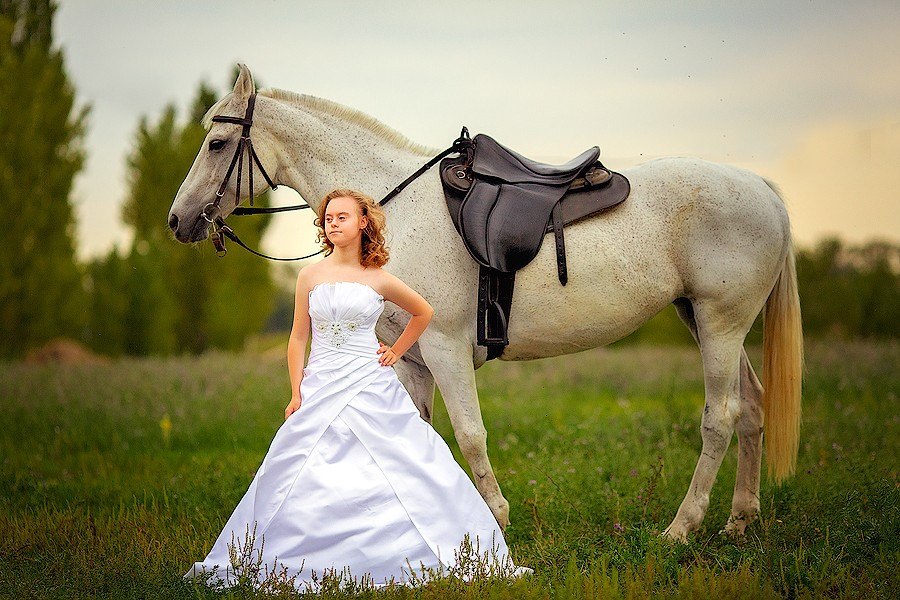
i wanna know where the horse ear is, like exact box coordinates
[232,63,255,99]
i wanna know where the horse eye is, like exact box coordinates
[209,139,226,151]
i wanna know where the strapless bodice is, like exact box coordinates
[307,281,385,359]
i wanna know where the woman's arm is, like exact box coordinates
[285,270,311,418]
[377,272,434,366]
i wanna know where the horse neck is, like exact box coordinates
[265,99,460,285]
[269,101,434,211]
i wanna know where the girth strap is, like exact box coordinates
[551,201,567,285]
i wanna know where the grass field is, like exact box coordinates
[1,341,897,599]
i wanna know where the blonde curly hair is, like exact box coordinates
[314,189,390,268]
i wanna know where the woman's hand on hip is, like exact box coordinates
[377,342,399,367]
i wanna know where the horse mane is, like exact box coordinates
[201,88,438,157]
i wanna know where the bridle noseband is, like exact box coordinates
[201,91,470,261]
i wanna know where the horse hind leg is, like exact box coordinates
[672,299,762,537]
[722,348,764,536]
[663,300,744,541]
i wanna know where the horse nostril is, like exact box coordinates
[168,213,179,232]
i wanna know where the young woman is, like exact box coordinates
[185,189,530,591]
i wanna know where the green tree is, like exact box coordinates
[0,0,88,358]
[791,238,899,339]
[83,248,129,356]
[839,240,898,338]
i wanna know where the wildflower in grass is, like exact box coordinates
[159,414,172,446]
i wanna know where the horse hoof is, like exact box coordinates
[660,525,689,543]
[721,514,753,537]
[512,566,534,579]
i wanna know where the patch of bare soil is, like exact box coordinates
[25,338,109,365]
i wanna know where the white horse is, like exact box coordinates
[168,65,803,541]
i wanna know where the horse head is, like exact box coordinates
[167,64,280,243]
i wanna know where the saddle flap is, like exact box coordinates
[542,172,630,233]
[459,182,567,272]
[471,134,600,185]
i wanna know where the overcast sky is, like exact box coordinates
[55,0,900,260]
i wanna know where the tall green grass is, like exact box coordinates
[1,341,897,598]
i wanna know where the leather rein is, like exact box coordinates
[203,92,470,262]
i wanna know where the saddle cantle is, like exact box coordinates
[439,131,630,360]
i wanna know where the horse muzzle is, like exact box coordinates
[168,210,211,243]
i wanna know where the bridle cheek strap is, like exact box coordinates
[204,92,279,256]
[207,93,278,214]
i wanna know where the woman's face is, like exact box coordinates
[324,196,367,247]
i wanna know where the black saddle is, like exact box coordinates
[440,130,630,360]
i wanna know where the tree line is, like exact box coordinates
[1,1,896,360]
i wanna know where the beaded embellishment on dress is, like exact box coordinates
[314,318,360,348]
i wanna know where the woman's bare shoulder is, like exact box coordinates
[295,264,321,290]
[368,267,398,285]
[370,268,420,299]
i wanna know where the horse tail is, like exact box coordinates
[761,209,805,483]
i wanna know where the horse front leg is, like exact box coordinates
[393,353,436,424]
[417,329,511,529]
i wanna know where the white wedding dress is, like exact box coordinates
[184,281,524,591]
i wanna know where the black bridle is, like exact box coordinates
[202,92,313,260]
[201,92,470,262]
